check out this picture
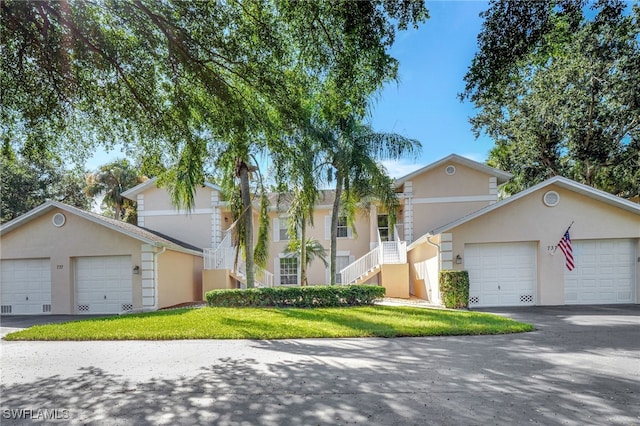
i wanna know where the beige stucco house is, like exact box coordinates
[1,153,638,314]
[0,202,203,315]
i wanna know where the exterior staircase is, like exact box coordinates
[340,226,407,285]
[203,232,274,288]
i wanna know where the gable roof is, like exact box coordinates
[394,154,513,187]
[0,201,203,256]
[414,176,640,243]
[121,177,223,200]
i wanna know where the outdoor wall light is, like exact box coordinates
[133,265,140,274]
[455,254,462,264]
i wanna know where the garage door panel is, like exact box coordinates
[565,239,636,304]
[75,256,133,314]
[1,259,52,315]
[466,242,537,308]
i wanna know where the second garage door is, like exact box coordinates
[465,242,537,307]
[75,256,133,314]
[565,239,636,304]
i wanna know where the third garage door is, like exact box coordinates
[565,239,636,304]
[75,256,133,314]
[465,242,537,308]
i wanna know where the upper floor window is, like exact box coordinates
[279,217,289,241]
[337,216,349,238]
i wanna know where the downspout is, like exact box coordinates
[425,234,440,304]
[425,234,440,254]
[152,246,167,311]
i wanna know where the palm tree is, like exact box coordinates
[85,158,146,221]
[284,237,328,286]
[320,118,421,285]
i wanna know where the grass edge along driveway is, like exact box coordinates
[3,306,534,341]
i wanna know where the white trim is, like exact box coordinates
[412,195,498,204]
[122,177,223,199]
[139,208,214,216]
[137,194,145,227]
[429,176,640,236]
[395,154,513,187]
[0,201,202,257]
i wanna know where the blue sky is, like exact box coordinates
[370,1,492,178]
[88,1,493,177]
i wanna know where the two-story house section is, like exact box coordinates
[394,154,513,243]
[122,177,233,250]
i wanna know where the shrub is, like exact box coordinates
[439,270,469,309]
[206,285,386,308]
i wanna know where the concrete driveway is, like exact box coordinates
[1,305,639,425]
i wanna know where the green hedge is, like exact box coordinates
[206,285,386,308]
[439,270,469,309]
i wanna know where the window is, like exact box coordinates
[337,216,348,238]
[279,257,298,285]
[377,214,389,241]
[334,255,351,284]
[279,218,289,241]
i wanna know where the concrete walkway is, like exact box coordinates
[1,305,639,425]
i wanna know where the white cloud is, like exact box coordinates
[379,160,425,179]
[459,152,489,163]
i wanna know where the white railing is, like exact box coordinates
[339,247,380,285]
[339,225,407,285]
[204,232,234,270]
[204,233,274,288]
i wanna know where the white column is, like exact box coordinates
[137,194,145,227]
[440,233,453,270]
[141,244,155,309]
[489,177,498,204]
[404,181,414,243]
[211,191,221,248]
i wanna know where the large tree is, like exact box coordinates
[85,158,146,221]
[2,0,428,286]
[0,145,90,223]
[462,0,640,197]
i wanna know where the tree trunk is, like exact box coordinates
[330,171,343,285]
[300,220,307,286]
[238,160,255,288]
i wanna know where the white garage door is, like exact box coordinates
[75,256,133,314]
[465,242,537,307]
[1,259,52,315]
[565,239,636,304]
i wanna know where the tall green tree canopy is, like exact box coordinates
[85,158,146,221]
[3,0,428,287]
[2,0,427,179]
[462,0,640,197]
[0,147,90,223]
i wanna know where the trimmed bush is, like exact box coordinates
[439,270,470,309]
[206,285,386,308]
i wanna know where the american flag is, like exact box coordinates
[558,230,575,271]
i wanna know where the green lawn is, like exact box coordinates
[3,306,534,341]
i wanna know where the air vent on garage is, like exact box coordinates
[1,305,12,314]
[77,304,89,312]
[52,212,66,227]
[469,296,479,305]
[122,304,133,312]
[42,304,51,313]
[543,191,560,207]
[520,295,534,303]
[445,165,456,175]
